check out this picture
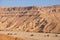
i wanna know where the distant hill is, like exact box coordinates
[0,5,60,33]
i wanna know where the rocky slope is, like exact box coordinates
[0,5,60,33]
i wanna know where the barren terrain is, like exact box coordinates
[0,31,60,40]
[0,5,60,40]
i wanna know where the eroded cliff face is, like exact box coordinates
[0,5,60,33]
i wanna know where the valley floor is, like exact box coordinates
[0,31,60,40]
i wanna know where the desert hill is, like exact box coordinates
[0,5,60,33]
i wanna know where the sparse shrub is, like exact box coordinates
[52,9,56,12]
[7,33,12,35]
[46,34,49,37]
[55,34,58,37]
[0,30,3,31]
[30,34,34,36]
